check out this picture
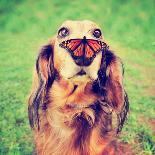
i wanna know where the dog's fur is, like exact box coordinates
[28,20,129,155]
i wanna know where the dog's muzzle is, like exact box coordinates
[59,36,104,67]
[74,57,92,66]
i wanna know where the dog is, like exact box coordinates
[28,20,129,155]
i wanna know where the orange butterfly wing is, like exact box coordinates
[73,43,84,57]
[85,40,103,58]
[85,44,95,58]
[60,38,108,59]
[87,40,102,51]
[60,39,82,54]
[72,40,103,58]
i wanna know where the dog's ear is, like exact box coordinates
[28,39,56,130]
[105,51,125,112]
[94,50,129,132]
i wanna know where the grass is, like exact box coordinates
[0,0,155,154]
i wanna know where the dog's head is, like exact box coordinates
[28,20,129,134]
[54,20,108,80]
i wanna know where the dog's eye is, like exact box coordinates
[58,27,69,37]
[93,29,102,38]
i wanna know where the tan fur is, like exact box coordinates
[32,79,117,155]
[28,20,130,155]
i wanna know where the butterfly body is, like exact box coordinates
[59,36,109,66]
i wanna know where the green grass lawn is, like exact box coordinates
[0,0,155,154]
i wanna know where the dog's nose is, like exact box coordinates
[74,58,92,66]
[60,36,96,66]
[73,36,93,66]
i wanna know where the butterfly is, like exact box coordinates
[59,36,109,60]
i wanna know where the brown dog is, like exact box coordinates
[28,20,129,155]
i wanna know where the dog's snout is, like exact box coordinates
[74,58,92,66]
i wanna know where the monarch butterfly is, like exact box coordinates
[59,36,109,60]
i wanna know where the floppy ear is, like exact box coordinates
[93,49,129,132]
[105,50,125,112]
[28,40,56,130]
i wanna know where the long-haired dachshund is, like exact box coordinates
[28,20,129,155]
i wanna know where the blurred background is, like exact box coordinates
[0,0,155,154]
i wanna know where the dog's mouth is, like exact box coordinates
[68,69,93,83]
[68,69,87,79]
[76,69,86,76]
